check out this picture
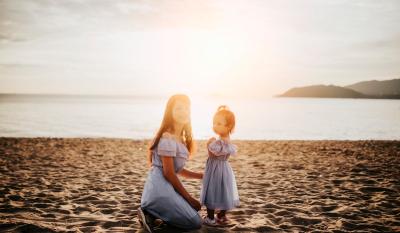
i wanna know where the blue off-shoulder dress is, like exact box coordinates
[140,136,202,229]
[200,139,240,210]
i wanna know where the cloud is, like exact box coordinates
[0,0,219,43]
[0,63,39,68]
[0,0,399,95]
[356,34,400,51]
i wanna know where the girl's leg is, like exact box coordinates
[207,208,215,219]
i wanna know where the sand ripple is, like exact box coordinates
[0,138,399,232]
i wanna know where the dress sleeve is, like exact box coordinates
[208,140,229,156]
[230,144,238,156]
[157,137,177,157]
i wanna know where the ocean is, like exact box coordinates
[0,94,399,140]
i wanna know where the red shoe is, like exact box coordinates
[215,215,230,224]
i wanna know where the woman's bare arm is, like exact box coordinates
[161,156,201,210]
[178,168,203,179]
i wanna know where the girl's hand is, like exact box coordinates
[207,137,216,146]
[189,198,201,211]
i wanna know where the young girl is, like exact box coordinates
[200,105,240,226]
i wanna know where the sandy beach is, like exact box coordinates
[0,138,399,232]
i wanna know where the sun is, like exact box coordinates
[168,29,248,96]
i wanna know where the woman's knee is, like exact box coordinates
[190,214,202,229]
[175,214,202,229]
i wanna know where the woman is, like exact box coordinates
[138,94,203,231]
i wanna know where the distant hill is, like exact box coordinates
[345,79,400,96]
[279,78,400,99]
[279,85,365,98]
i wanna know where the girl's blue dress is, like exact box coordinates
[200,139,240,210]
[140,136,202,229]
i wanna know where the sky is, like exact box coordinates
[0,0,399,97]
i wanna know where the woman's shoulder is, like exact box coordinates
[157,132,189,157]
[161,132,186,145]
[161,132,183,145]
[161,132,174,139]
[159,132,178,145]
[157,132,178,155]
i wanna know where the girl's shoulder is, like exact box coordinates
[222,139,237,155]
[215,138,236,147]
[225,141,238,155]
[208,139,237,156]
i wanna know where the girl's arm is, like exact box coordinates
[207,148,217,157]
[178,168,203,179]
[207,137,218,158]
[161,156,201,211]
[207,137,216,146]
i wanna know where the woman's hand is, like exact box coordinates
[188,197,201,211]
[178,169,203,179]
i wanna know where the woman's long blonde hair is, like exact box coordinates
[147,94,194,166]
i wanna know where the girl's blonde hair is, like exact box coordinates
[147,94,194,166]
[215,105,235,134]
